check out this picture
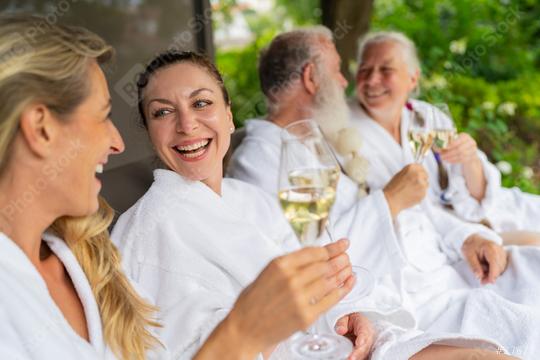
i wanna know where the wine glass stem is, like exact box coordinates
[325,222,335,243]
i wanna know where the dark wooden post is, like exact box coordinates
[321,0,374,82]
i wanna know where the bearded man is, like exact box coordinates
[226,27,528,360]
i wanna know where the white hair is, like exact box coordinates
[312,64,350,141]
[299,25,334,41]
[357,31,421,76]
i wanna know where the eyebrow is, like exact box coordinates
[190,88,213,97]
[359,59,395,68]
[147,88,214,107]
[147,98,175,107]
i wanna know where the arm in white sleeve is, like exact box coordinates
[423,201,503,262]
[331,179,406,278]
[448,150,502,222]
[320,301,502,360]
[425,100,502,222]
[369,319,504,360]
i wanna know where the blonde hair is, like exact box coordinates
[0,15,160,359]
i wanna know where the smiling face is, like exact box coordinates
[355,41,418,122]
[53,61,125,216]
[142,62,233,193]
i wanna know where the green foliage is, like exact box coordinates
[214,1,319,127]
[214,0,540,191]
[373,0,540,191]
[274,0,321,25]
[218,41,266,127]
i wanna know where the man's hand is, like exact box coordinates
[383,164,429,218]
[462,235,508,284]
[334,313,374,360]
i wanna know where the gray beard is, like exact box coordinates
[311,75,350,143]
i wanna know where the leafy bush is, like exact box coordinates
[214,0,540,191]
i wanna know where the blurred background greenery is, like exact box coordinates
[212,0,540,192]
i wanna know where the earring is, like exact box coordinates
[229,126,235,134]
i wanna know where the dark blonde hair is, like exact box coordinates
[0,14,160,359]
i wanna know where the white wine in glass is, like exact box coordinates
[433,128,457,150]
[432,103,457,151]
[279,120,353,359]
[288,167,341,188]
[408,128,435,163]
[279,169,338,246]
[431,103,458,204]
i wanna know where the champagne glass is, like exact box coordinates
[280,121,374,298]
[431,103,458,205]
[408,107,435,163]
[432,103,457,152]
[278,120,372,359]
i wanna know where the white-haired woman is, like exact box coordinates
[0,15,358,360]
[349,30,540,246]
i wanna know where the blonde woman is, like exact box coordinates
[0,15,356,359]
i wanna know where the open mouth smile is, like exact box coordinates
[365,89,389,99]
[173,139,212,160]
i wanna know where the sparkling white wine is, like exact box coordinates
[433,128,457,150]
[288,167,340,189]
[408,129,435,162]
[278,186,336,245]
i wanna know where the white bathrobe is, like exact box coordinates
[355,99,540,233]
[112,169,502,360]
[226,119,404,281]
[346,100,540,358]
[0,232,117,359]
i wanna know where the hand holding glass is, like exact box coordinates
[279,120,373,359]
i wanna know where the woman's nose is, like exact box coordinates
[176,112,199,134]
[366,69,381,86]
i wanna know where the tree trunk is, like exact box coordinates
[321,0,374,83]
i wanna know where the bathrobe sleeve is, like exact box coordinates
[319,304,502,360]
[420,100,504,223]
[423,201,503,262]
[441,150,503,222]
[331,181,406,279]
